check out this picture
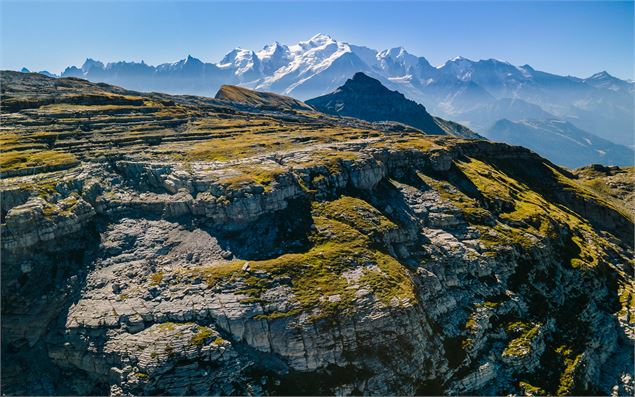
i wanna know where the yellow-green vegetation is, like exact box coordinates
[41,202,60,218]
[617,281,635,325]
[359,251,416,306]
[373,135,441,152]
[186,125,371,163]
[311,196,399,240]
[462,311,480,349]
[293,149,360,175]
[481,301,500,309]
[149,271,164,286]
[185,124,292,162]
[190,326,215,347]
[1,150,78,173]
[583,179,613,198]
[556,165,633,222]
[219,165,285,191]
[417,172,494,225]
[465,316,478,332]
[519,381,546,396]
[452,157,610,268]
[574,166,634,214]
[555,345,583,395]
[39,103,146,112]
[0,132,47,152]
[183,196,415,320]
[503,321,541,357]
[40,194,79,218]
[156,322,177,331]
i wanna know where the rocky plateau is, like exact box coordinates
[1,71,633,396]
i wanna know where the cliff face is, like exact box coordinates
[1,72,633,396]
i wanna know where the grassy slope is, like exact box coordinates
[215,84,314,111]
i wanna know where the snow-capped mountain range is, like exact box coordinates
[24,33,634,147]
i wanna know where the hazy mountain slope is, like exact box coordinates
[432,116,483,139]
[453,97,554,131]
[434,60,634,146]
[61,56,232,96]
[215,85,313,111]
[486,119,634,168]
[1,72,633,396]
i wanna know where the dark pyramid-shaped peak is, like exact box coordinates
[343,72,389,90]
[590,70,611,79]
[351,71,379,83]
[185,55,202,64]
[307,72,445,135]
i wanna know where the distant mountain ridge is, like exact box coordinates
[486,119,634,168]
[23,33,634,147]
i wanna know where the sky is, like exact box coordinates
[1,1,633,80]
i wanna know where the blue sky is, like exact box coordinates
[2,1,633,79]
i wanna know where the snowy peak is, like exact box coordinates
[256,41,289,60]
[185,55,202,65]
[444,56,473,65]
[256,42,291,75]
[290,33,345,57]
[218,48,260,78]
[376,47,420,75]
[584,70,633,92]
[303,33,335,46]
[588,70,613,80]
[219,48,255,67]
[378,47,409,59]
[439,56,476,79]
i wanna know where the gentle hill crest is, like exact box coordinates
[215,84,314,111]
